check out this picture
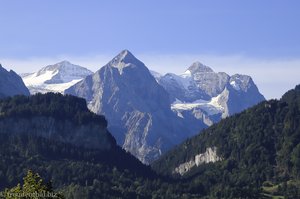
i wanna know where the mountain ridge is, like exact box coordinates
[66,50,195,164]
[15,50,265,164]
[0,64,30,98]
[186,61,214,74]
[154,62,264,127]
[66,50,265,163]
[22,61,93,94]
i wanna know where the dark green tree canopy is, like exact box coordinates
[0,93,107,126]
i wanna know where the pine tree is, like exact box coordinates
[4,170,64,199]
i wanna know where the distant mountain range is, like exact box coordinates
[65,50,265,163]
[154,61,265,125]
[22,61,92,94]
[1,57,299,198]
[1,50,265,163]
[0,84,298,198]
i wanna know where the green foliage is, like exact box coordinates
[152,85,300,198]
[0,93,107,126]
[0,93,176,198]
[4,170,64,199]
[0,133,206,198]
[1,85,300,198]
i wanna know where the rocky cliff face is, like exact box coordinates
[0,64,30,98]
[66,51,265,164]
[66,50,197,164]
[156,62,265,126]
[0,117,114,150]
[174,147,222,175]
[0,93,116,151]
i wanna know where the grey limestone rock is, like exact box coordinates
[157,62,265,124]
[66,50,194,164]
[67,51,265,163]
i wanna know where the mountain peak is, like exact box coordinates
[108,50,145,74]
[57,60,72,65]
[39,61,73,73]
[119,49,134,58]
[23,61,93,94]
[51,60,76,70]
[40,61,92,74]
[112,49,140,64]
[187,62,214,74]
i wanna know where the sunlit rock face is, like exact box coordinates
[174,147,222,175]
[66,50,195,164]
[155,62,265,127]
[67,50,265,164]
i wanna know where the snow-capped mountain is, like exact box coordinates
[0,64,30,98]
[22,61,93,94]
[65,51,265,163]
[154,62,265,126]
[65,50,201,164]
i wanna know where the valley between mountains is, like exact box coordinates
[0,50,299,198]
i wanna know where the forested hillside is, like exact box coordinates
[152,85,300,198]
[1,89,300,198]
[0,93,204,198]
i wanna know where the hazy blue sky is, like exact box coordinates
[0,0,299,99]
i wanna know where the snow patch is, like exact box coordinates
[230,80,240,91]
[208,94,225,110]
[171,97,223,116]
[26,79,83,94]
[112,62,131,75]
[23,70,58,86]
[22,61,92,94]
[181,70,192,78]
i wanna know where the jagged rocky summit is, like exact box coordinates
[66,50,265,164]
[66,50,199,164]
[154,61,265,126]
